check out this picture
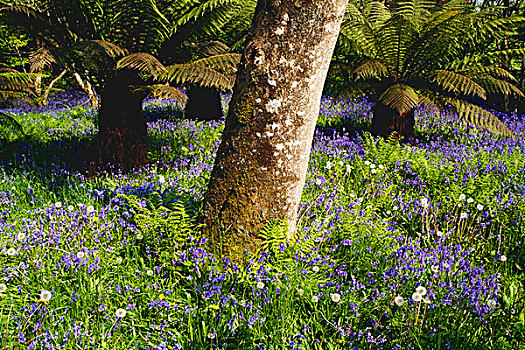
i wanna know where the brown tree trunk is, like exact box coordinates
[92,71,148,172]
[185,85,223,120]
[201,0,348,258]
[371,102,415,138]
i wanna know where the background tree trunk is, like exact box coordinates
[201,0,348,258]
[92,71,148,172]
[185,85,223,120]
[371,103,415,138]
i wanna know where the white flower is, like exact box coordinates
[116,308,127,318]
[55,202,62,208]
[40,290,52,302]
[67,205,74,211]
[311,296,319,303]
[364,160,370,166]
[394,296,404,306]
[416,286,427,296]
[147,270,153,276]
[499,255,507,262]
[330,293,341,303]
[116,257,123,264]
[275,27,285,35]
[371,169,377,174]
[412,292,422,302]
[158,175,165,184]
[17,232,26,240]
[477,204,483,211]
[460,212,468,219]
[268,79,277,86]
[487,299,497,309]
[0,284,6,293]
[76,251,85,259]
[431,265,439,273]
[346,164,352,172]
[86,205,95,213]
[207,332,215,339]
[420,197,429,209]
[256,281,265,289]
[6,248,16,256]
[369,163,376,169]
[423,297,431,304]
[325,161,333,170]
[393,205,399,211]
[315,178,323,186]
[297,289,304,296]
[136,234,143,240]
[436,230,444,237]
[467,197,474,204]
[239,300,246,307]
[312,266,320,273]
[458,194,466,201]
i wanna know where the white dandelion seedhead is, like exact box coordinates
[87,205,95,213]
[477,204,484,211]
[6,248,16,256]
[207,332,216,339]
[158,175,165,184]
[256,281,265,289]
[40,290,52,302]
[312,266,320,273]
[431,265,439,273]
[76,251,85,259]
[487,299,497,310]
[466,198,474,204]
[297,288,305,296]
[17,232,26,240]
[0,283,6,293]
[499,255,507,262]
[147,270,154,276]
[55,202,62,208]
[116,257,123,264]
[420,197,429,209]
[330,293,341,303]
[412,292,422,302]
[416,286,427,296]
[394,296,404,306]
[116,308,127,318]
[311,295,319,303]
[460,212,468,219]
[458,194,466,201]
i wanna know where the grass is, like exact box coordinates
[0,93,524,349]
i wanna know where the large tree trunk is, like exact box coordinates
[185,85,223,120]
[92,71,148,172]
[201,0,348,258]
[371,102,415,138]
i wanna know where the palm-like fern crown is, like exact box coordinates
[1,0,255,101]
[336,0,525,137]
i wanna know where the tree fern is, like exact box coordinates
[333,0,524,137]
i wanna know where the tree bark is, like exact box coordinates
[185,85,223,120]
[92,71,148,172]
[201,0,348,258]
[72,72,99,109]
[371,102,415,138]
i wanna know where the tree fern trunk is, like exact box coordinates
[201,0,348,259]
[185,85,223,120]
[371,102,415,138]
[92,71,148,172]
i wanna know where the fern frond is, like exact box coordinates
[426,70,486,99]
[132,84,187,106]
[444,98,513,137]
[378,83,419,115]
[353,59,388,80]
[0,70,42,92]
[117,53,167,79]
[0,111,25,135]
[84,40,128,58]
[193,53,241,74]
[29,48,57,72]
[166,63,235,90]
